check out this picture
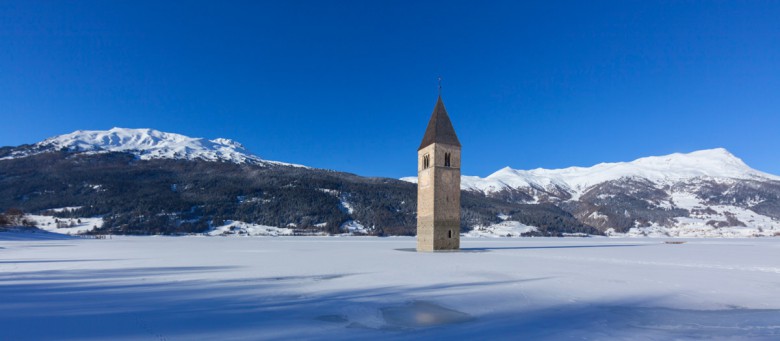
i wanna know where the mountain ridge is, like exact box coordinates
[1,127,304,167]
[403,147,780,200]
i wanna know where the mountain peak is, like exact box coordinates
[3,128,304,167]
[628,148,753,178]
[677,148,747,167]
[635,147,737,162]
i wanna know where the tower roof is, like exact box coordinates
[418,96,461,150]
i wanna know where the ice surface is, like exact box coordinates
[380,301,473,329]
[1,235,779,340]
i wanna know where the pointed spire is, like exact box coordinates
[418,95,461,150]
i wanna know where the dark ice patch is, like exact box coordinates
[380,301,474,329]
[316,315,349,323]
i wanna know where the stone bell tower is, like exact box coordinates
[417,95,461,251]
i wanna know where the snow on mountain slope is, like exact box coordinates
[28,214,104,235]
[612,191,779,238]
[404,148,780,198]
[464,220,538,238]
[208,220,294,236]
[2,128,304,167]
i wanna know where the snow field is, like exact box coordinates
[1,235,779,340]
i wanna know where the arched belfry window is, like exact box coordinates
[448,229,452,238]
[423,154,430,169]
[444,152,451,167]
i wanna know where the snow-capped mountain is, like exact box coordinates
[403,148,780,236]
[404,148,778,199]
[2,129,778,238]
[467,148,778,198]
[1,128,302,167]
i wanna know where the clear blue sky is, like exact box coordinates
[2,1,779,178]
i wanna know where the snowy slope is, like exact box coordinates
[208,220,294,236]
[27,214,103,235]
[2,127,303,167]
[612,191,780,238]
[464,220,538,238]
[404,148,780,197]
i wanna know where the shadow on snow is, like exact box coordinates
[0,263,778,340]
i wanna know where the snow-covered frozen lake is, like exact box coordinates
[1,234,779,340]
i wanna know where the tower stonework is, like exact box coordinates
[417,96,461,251]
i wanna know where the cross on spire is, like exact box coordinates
[438,76,442,96]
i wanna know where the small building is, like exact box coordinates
[416,95,461,251]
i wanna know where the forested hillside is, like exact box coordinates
[0,151,596,236]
